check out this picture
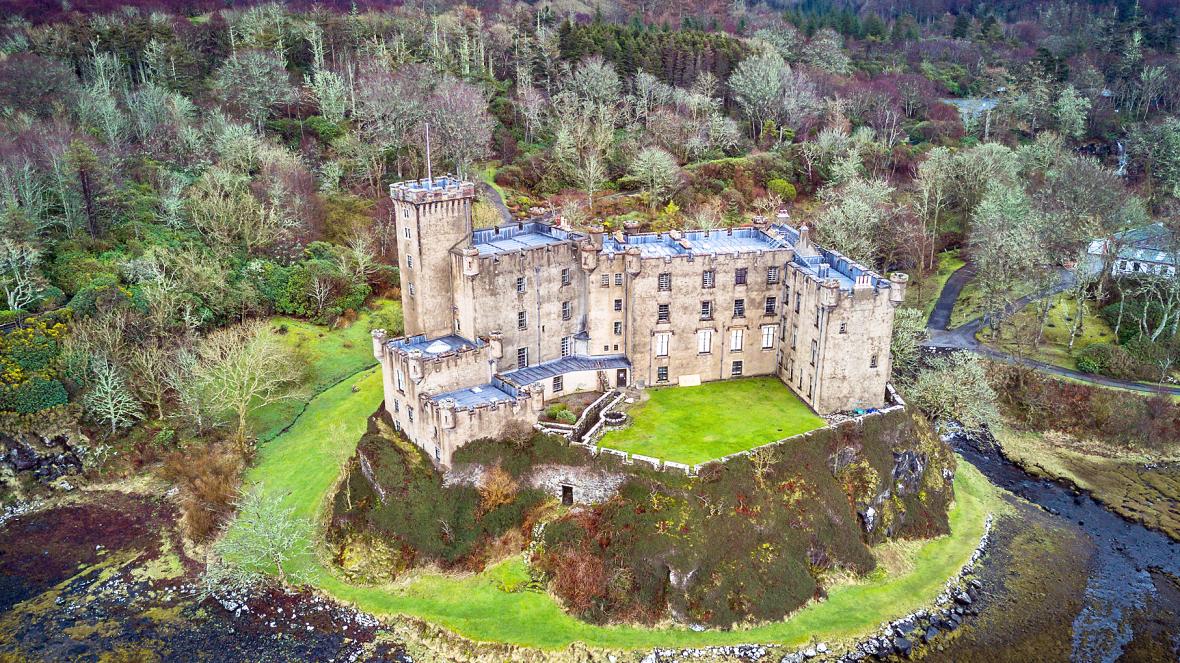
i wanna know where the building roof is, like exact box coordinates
[602,227,790,258]
[430,383,516,410]
[471,222,582,255]
[1089,223,1178,266]
[499,354,630,386]
[387,334,483,357]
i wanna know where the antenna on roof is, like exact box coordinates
[424,122,433,188]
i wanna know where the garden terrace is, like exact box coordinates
[596,377,826,465]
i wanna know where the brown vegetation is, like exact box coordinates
[162,442,246,543]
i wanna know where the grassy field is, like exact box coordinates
[597,377,827,465]
[234,359,1002,650]
[993,424,1180,541]
[248,300,401,443]
[982,293,1115,372]
[905,250,966,318]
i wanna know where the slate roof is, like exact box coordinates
[430,383,516,409]
[499,354,630,386]
[601,227,791,258]
[388,334,483,357]
[471,222,582,255]
[1089,223,1178,266]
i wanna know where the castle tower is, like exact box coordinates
[390,176,476,338]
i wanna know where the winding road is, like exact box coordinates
[922,262,1180,395]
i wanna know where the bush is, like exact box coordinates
[163,442,246,543]
[1075,343,1112,374]
[766,178,797,201]
[554,409,577,425]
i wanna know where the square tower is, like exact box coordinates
[390,176,476,338]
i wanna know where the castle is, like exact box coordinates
[372,175,907,466]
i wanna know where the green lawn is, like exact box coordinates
[248,299,401,443]
[596,377,827,465]
[905,250,965,318]
[982,293,1116,372]
[234,362,1003,651]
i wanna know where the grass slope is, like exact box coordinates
[597,377,826,465]
[983,293,1115,372]
[239,366,1000,650]
[249,300,401,443]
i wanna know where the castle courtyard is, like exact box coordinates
[597,377,826,465]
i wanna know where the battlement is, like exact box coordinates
[389,175,475,204]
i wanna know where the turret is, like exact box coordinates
[625,246,642,276]
[819,278,841,308]
[488,330,503,360]
[462,246,480,277]
[439,397,456,429]
[581,242,599,271]
[371,329,387,361]
[889,272,909,305]
[407,349,424,381]
[589,223,605,251]
[528,383,545,413]
[798,224,812,250]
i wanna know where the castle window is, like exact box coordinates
[657,366,669,383]
[553,375,564,392]
[814,306,821,327]
[702,270,715,288]
[730,328,744,352]
[762,325,777,349]
[614,299,623,311]
[697,329,713,353]
[407,407,415,422]
[561,268,571,286]
[794,293,801,313]
[406,255,413,269]
[657,304,670,323]
[408,283,415,297]
[561,336,572,357]
[613,321,623,335]
[614,273,623,286]
[700,300,713,320]
[395,368,405,392]
[767,266,780,284]
[403,224,410,236]
[658,272,671,291]
[517,347,529,368]
[517,311,528,330]
[764,296,777,315]
[654,332,670,357]
[562,301,572,320]
[810,340,818,366]
[735,267,748,285]
[516,277,526,293]
[792,326,798,349]
[733,298,745,317]
[601,274,610,287]
[731,360,744,376]
[435,445,440,462]
[870,354,879,368]
[393,399,399,412]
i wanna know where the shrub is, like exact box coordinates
[554,409,577,425]
[478,464,519,514]
[163,442,246,543]
[766,178,797,201]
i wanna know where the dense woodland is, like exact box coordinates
[3,0,1180,624]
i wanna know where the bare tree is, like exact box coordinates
[0,239,41,311]
[191,320,305,446]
